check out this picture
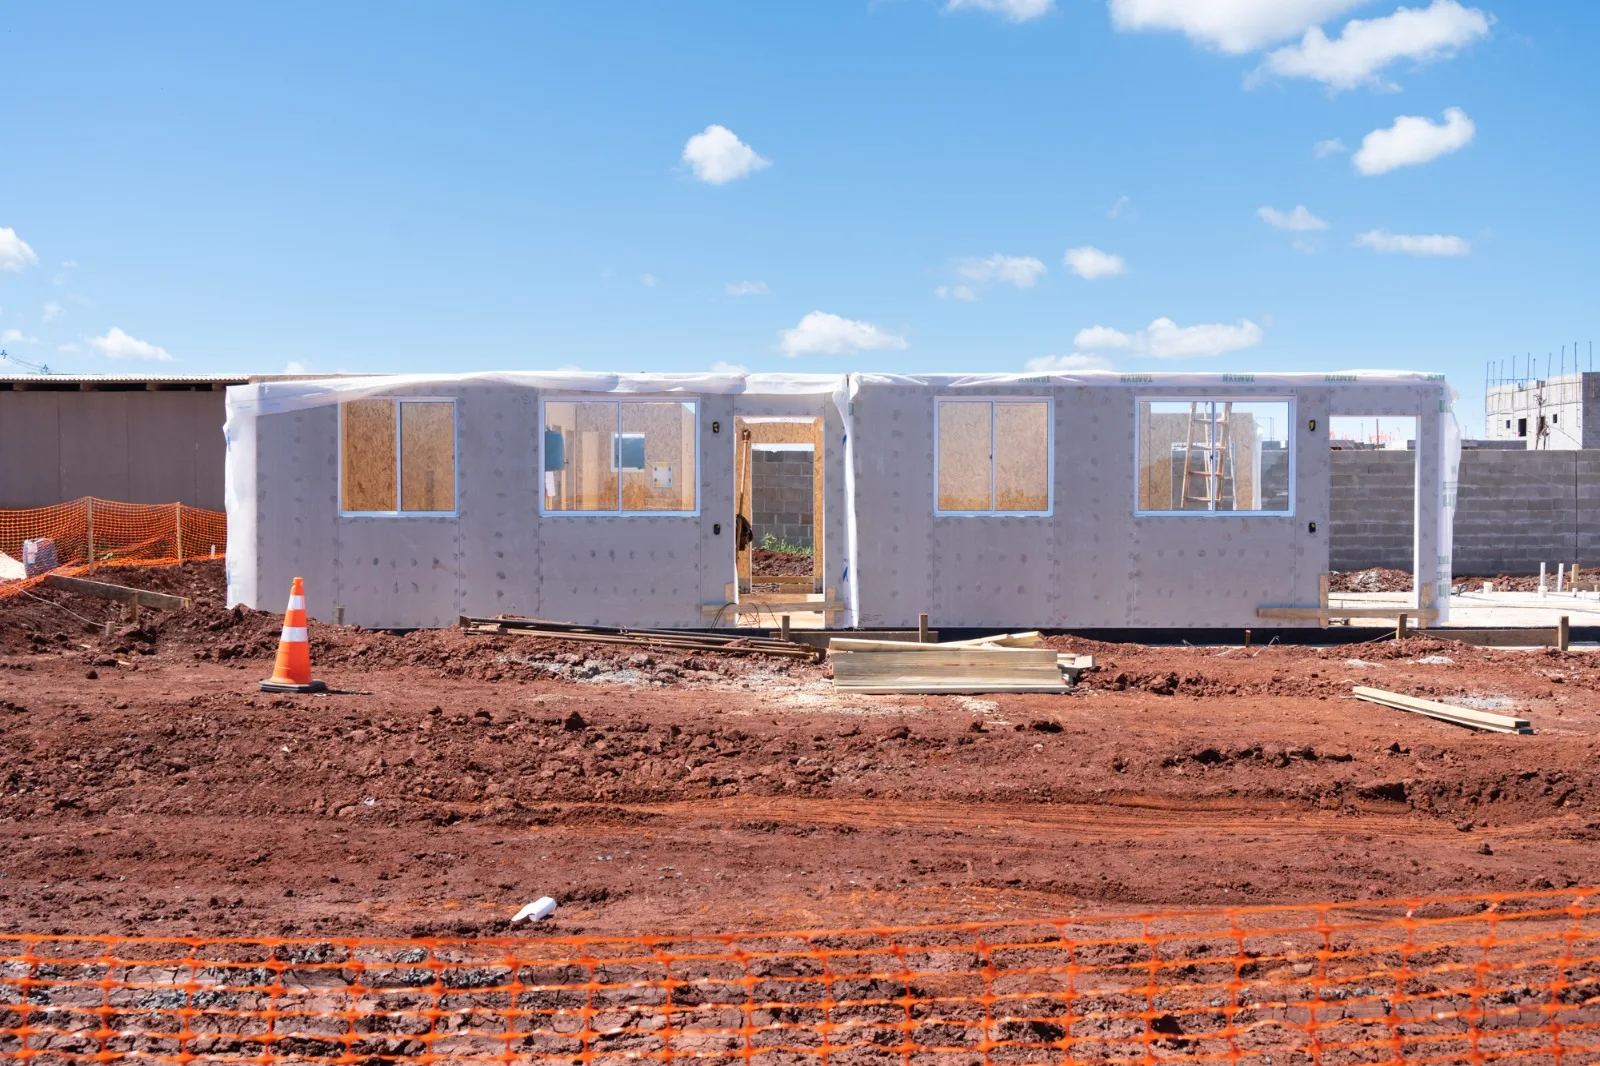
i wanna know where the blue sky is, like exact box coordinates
[2,1,1597,435]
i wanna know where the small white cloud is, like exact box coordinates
[283,360,308,375]
[1258,1,1492,91]
[724,280,769,296]
[935,284,979,302]
[1354,107,1475,175]
[1024,353,1115,373]
[1108,0,1368,54]
[640,273,658,288]
[946,0,1054,21]
[1108,194,1132,219]
[1074,317,1264,359]
[1258,205,1329,231]
[0,227,39,273]
[86,326,174,362]
[682,125,771,185]
[1355,229,1471,256]
[711,360,749,374]
[41,301,62,322]
[1313,138,1348,158]
[1063,245,1128,280]
[2,328,39,344]
[778,311,908,357]
[953,253,1047,289]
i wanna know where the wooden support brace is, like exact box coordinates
[44,574,190,611]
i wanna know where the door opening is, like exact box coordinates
[729,416,834,628]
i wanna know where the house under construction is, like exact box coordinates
[224,370,1459,630]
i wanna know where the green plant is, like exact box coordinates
[759,532,813,556]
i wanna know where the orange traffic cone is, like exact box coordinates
[260,577,326,693]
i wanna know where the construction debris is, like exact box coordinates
[828,632,1092,694]
[512,896,558,923]
[1351,685,1531,734]
[460,615,822,661]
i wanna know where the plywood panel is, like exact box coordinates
[994,401,1048,511]
[620,401,695,512]
[341,399,396,512]
[936,401,991,511]
[400,401,455,512]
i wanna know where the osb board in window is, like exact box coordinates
[342,398,396,512]
[400,402,456,512]
[621,402,696,512]
[994,401,1049,511]
[936,401,992,512]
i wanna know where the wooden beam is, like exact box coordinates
[1351,686,1530,734]
[1257,607,1440,622]
[43,574,189,611]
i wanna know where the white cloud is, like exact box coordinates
[640,273,658,288]
[725,280,769,296]
[86,326,174,362]
[0,227,38,273]
[1313,138,1348,158]
[41,301,62,322]
[1353,107,1475,175]
[1063,245,1128,280]
[953,253,1047,289]
[2,328,39,344]
[284,360,308,375]
[1258,1,1492,91]
[1257,204,1329,231]
[778,311,908,357]
[946,0,1054,21]
[1024,353,1115,373]
[711,360,749,374]
[1074,317,1265,358]
[935,284,979,302]
[1355,229,1471,256]
[1108,194,1132,218]
[681,125,771,185]
[1108,0,1368,54]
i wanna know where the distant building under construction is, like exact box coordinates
[1485,372,1600,449]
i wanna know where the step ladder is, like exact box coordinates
[1178,401,1237,511]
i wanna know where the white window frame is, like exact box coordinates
[933,396,1054,518]
[539,397,700,517]
[1134,396,1296,518]
[338,396,459,518]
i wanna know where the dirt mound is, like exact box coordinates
[1330,568,1413,592]
[752,548,813,577]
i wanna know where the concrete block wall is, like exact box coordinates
[1329,450,1415,571]
[751,448,814,547]
[1328,448,1600,575]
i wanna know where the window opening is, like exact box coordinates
[935,399,1051,515]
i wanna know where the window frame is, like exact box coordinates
[1134,395,1296,518]
[539,396,700,517]
[338,396,459,518]
[932,396,1054,518]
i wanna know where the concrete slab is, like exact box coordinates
[1332,590,1600,628]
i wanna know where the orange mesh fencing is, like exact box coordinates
[3,888,1597,1065]
[0,498,226,601]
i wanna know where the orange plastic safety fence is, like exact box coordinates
[0,498,225,601]
[2,888,1598,1065]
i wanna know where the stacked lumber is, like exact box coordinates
[1351,686,1531,734]
[459,615,821,661]
[828,631,1092,694]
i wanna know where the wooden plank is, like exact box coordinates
[941,631,1045,648]
[1257,607,1441,621]
[833,682,1070,695]
[826,632,1045,653]
[43,574,189,611]
[1351,686,1530,734]
[704,600,844,618]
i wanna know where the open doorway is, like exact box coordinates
[1327,415,1420,604]
[731,416,831,627]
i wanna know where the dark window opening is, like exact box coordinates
[1518,417,1528,438]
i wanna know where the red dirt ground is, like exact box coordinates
[751,547,814,577]
[2,561,1597,942]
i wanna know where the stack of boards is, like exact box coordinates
[828,631,1093,695]
[1351,686,1531,734]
